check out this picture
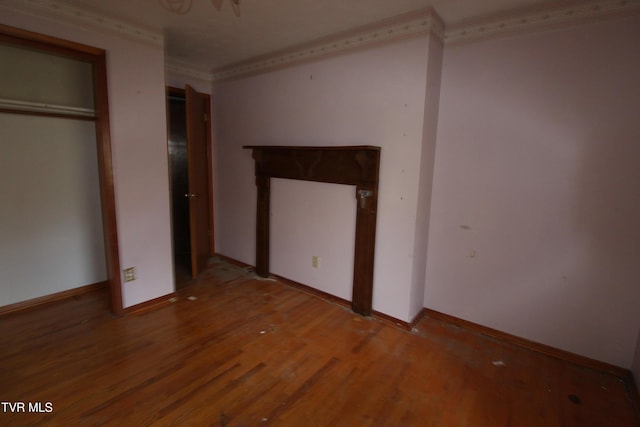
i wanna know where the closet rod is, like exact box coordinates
[0,98,95,118]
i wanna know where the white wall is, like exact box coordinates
[213,36,437,321]
[271,179,356,301]
[410,35,443,319]
[426,15,640,367]
[0,115,106,305]
[0,6,174,308]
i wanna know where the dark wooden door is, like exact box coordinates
[185,85,210,278]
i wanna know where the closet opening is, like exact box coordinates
[0,24,122,315]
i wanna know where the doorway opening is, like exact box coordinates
[167,86,214,287]
[168,90,191,285]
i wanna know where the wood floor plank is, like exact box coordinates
[1,257,638,426]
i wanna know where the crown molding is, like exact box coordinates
[445,0,640,45]
[1,0,163,46]
[212,8,444,82]
[166,60,214,83]
[213,0,640,81]
[5,0,637,83]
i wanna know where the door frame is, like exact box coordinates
[166,86,215,274]
[0,24,124,314]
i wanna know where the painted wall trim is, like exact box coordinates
[0,0,163,46]
[212,8,444,81]
[445,0,640,45]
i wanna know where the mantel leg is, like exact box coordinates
[256,176,270,277]
[352,185,378,316]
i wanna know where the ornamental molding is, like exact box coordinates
[3,0,638,82]
[166,60,214,83]
[445,0,640,45]
[211,0,640,81]
[1,0,163,46]
[212,8,444,81]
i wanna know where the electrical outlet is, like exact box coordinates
[123,267,136,282]
[312,256,320,268]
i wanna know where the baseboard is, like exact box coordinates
[371,310,410,329]
[272,274,352,307]
[124,292,177,315]
[274,275,428,333]
[213,253,253,269]
[0,281,108,316]
[423,308,639,413]
[214,253,351,306]
[371,307,431,331]
[214,253,416,329]
[410,307,429,329]
[424,308,630,379]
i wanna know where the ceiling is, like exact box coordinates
[48,0,559,71]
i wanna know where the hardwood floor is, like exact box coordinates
[1,257,638,426]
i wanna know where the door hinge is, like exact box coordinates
[204,113,208,122]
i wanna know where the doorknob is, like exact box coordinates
[184,193,200,198]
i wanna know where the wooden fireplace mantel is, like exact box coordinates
[244,145,381,316]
